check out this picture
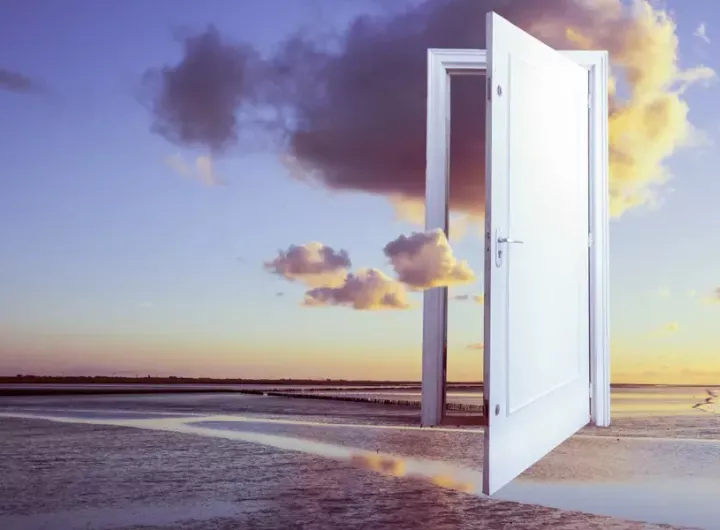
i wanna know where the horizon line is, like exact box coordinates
[1,374,718,388]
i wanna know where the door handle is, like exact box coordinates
[495,230,524,267]
[498,237,524,244]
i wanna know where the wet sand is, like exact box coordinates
[1,393,714,530]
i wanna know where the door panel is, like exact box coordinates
[483,12,590,496]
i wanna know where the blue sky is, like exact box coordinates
[1,0,719,383]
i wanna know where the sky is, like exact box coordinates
[0,0,719,384]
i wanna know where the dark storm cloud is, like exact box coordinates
[142,0,589,212]
[142,0,714,217]
[140,26,264,153]
[0,68,44,94]
[274,0,495,212]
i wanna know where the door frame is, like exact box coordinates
[421,48,610,429]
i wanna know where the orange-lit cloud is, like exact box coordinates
[383,229,474,290]
[467,342,484,350]
[303,268,410,311]
[559,1,716,216]
[264,242,351,288]
[272,230,474,310]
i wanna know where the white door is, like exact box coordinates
[483,12,591,496]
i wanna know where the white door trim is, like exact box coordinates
[421,47,610,429]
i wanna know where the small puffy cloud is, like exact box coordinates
[467,342,484,350]
[383,229,475,290]
[264,242,351,288]
[694,23,710,44]
[303,268,410,311]
[165,154,222,186]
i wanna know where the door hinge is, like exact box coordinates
[487,75,492,101]
[588,233,593,247]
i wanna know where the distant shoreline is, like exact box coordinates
[0,375,713,387]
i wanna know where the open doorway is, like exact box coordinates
[444,72,487,427]
[420,13,611,496]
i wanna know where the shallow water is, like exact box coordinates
[1,392,719,529]
[501,479,720,528]
[316,386,719,416]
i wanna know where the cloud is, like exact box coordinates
[264,242,352,288]
[0,68,44,94]
[140,26,265,153]
[267,229,471,310]
[303,268,410,310]
[165,154,222,186]
[694,23,710,44]
[143,0,715,221]
[467,342,484,350]
[383,229,474,290]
